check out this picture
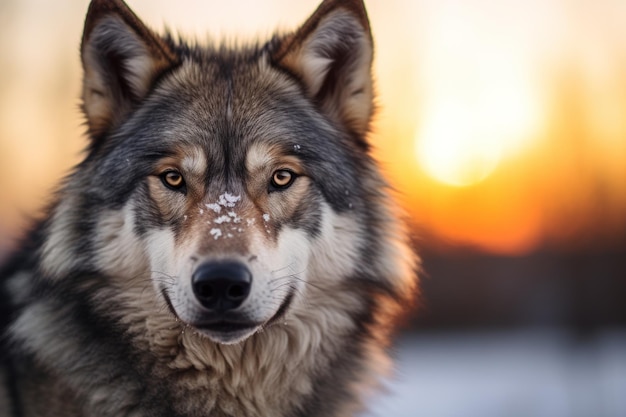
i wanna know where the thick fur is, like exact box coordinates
[0,1,418,416]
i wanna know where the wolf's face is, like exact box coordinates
[37,0,414,347]
[119,60,344,343]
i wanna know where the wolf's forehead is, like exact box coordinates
[140,55,353,188]
[152,59,309,150]
[168,57,294,109]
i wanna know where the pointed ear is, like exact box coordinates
[273,0,374,137]
[80,0,179,138]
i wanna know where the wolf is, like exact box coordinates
[0,0,418,416]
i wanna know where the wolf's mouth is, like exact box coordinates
[160,286,295,339]
[195,321,258,333]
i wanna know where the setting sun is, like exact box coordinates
[413,1,543,187]
[415,100,502,187]
[415,80,541,187]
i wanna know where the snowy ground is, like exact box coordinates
[363,330,626,417]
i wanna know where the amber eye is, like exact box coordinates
[270,169,296,191]
[160,170,185,191]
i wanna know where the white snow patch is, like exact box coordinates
[263,214,270,222]
[209,228,222,239]
[218,192,241,208]
[214,215,231,224]
[228,211,241,223]
[206,203,221,213]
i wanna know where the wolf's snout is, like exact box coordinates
[192,261,252,310]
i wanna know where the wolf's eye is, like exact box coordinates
[160,170,186,191]
[270,169,296,191]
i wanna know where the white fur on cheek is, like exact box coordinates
[246,227,311,319]
[144,228,198,322]
[145,228,178,282]
[93,204,149,279]
[308,203,362,282]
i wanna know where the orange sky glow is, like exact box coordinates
[0,0,625,255]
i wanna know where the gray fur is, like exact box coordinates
[0,1,418,416]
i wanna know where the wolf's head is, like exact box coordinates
[38,0,416,346]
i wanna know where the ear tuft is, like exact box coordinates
[81,0,178,138]
[274,0,374,137]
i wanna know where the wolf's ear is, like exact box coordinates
[80,0,178,138]
[273,0,374,139]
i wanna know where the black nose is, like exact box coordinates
[192,261,252,311]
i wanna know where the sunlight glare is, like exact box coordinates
[416,99,501,187]
[414,9,543,188]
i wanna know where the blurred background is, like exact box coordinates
[1,0,625,416]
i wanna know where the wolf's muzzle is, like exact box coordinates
[192,261,252,311]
